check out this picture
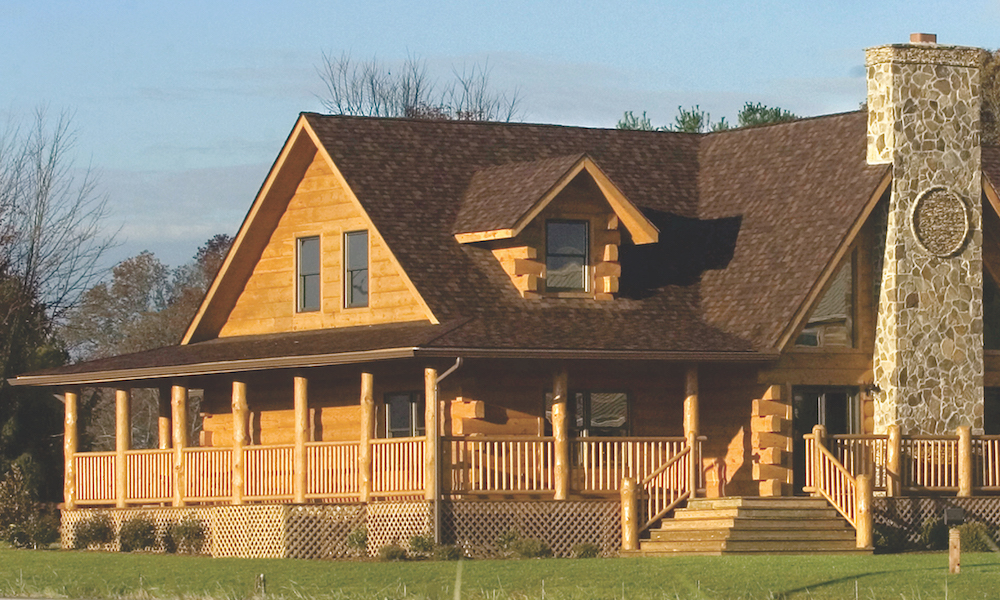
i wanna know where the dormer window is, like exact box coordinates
[297,236,321,312]
[546,220,588,292]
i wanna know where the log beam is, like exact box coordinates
[359,373,375,503]
[232,380,248,505]
[171,385,188,507]
[64,389,78,510]
[115,388,130,508]
[552,369,569,500]
[293,375,308,504]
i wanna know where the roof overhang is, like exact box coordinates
[454,156,659,245]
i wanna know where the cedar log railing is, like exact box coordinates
[70,435,696,507]
[805,425,872,549]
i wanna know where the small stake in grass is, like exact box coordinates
[256,573,266,596]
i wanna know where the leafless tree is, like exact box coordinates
[317,52,521,122]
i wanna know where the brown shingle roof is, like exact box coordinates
[452,154,584,235]
[14,111,893,385]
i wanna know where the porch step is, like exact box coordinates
[636,496,870,556]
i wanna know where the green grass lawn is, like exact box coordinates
[2,548,1000,600]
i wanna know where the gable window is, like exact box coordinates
[386,391,425,438]
[546,221,588,292]
[545,391,630,437]
[345,230,369,308]
[297,236,321,312]
[795,257,853,348]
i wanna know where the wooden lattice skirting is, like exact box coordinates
[63,499,619,559]
[874,497,1000,546]
[442,500,620,558]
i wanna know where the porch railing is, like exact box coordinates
[805,426,873,549]
[573,437,688,493]
[446,436,554,494]
[307,441,359,499]
[372,437,425,496]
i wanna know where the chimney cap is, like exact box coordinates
[910,33,937,44]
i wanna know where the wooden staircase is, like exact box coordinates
[631,496,871,556]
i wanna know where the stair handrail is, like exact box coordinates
[809,425,873,549]
[620,440,695,551]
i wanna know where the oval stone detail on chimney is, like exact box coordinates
[911,187,969,256]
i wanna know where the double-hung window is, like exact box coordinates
[297,236,321,312]
[345,230,369,308]
[386,391,425,438]
[546,221,588,292]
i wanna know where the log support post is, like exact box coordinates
[886,424,902,497]
[684,364,699,496]
[855,473,873,549]
[115,388,131,508]
[359,372,375,503]
[293,375,308,504]
[64,388,79,510]
[958,425,973,497]
[157,386,172,449]
[232,380,248,505]
[171,385,188,507]
[811,424,826,498]
[620,477,639,552]
[425,368,440,543]
[552,369,570,500]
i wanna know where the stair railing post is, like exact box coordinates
[620,476,638,551]
[886,424,901,497]
[811,424,826,498]
[855,473,873,549]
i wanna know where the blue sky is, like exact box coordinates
[3,0,999,267]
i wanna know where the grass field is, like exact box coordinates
[2,548,1000,600]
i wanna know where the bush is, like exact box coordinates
[118,515,156,552]
[346,525,368,556]
[873,522,908,554]
[378,543,407,561]
[511,537,552,559]
[0,466,58,549]
[165,519,206,554]
[74,513,114,550]
[495,529,520,557]
[920,517,948,550]
[572,542,601,558]
[959,522,997,552]
[408,534,434,556]
[433,544,462,561]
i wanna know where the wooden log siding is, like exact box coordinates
[446,436,555,494]
[574,437,687,492]
[372,437,426,496]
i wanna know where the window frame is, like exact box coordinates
[545,220,590,293]
[545,389,631,437]
[344,230,369,309]
[296,235,321,313]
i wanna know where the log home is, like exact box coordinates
[13,34,1000,557]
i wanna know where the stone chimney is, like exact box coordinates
[868,36,988,434]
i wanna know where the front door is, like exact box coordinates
[792,386,858,494]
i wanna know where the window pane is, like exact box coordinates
[297,237,320,312]
[547,222,587,256]
[345,231,369,308]
[546,222,587,291]
[589,393,628,433]
[547,256,586,290]
[387,393,412,437]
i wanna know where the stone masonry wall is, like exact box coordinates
[868,43,987,434]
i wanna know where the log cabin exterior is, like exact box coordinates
[14,35,1000,557]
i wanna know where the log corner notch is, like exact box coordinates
[751,385,793,497]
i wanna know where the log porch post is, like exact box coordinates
[620,477,639,551]
[115,388,130,508]
[425,368,440,543]
[683,364,699,496]
[552,369,570,500]
[958,425,973,497]
[63,388,79,510]
[157,386,172,449]
[293,375,309,504]
[886,424,901,497]
[232,380,248,505]
[171,385,188,507]
[855,473,873,549]
[359,372,374,503]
